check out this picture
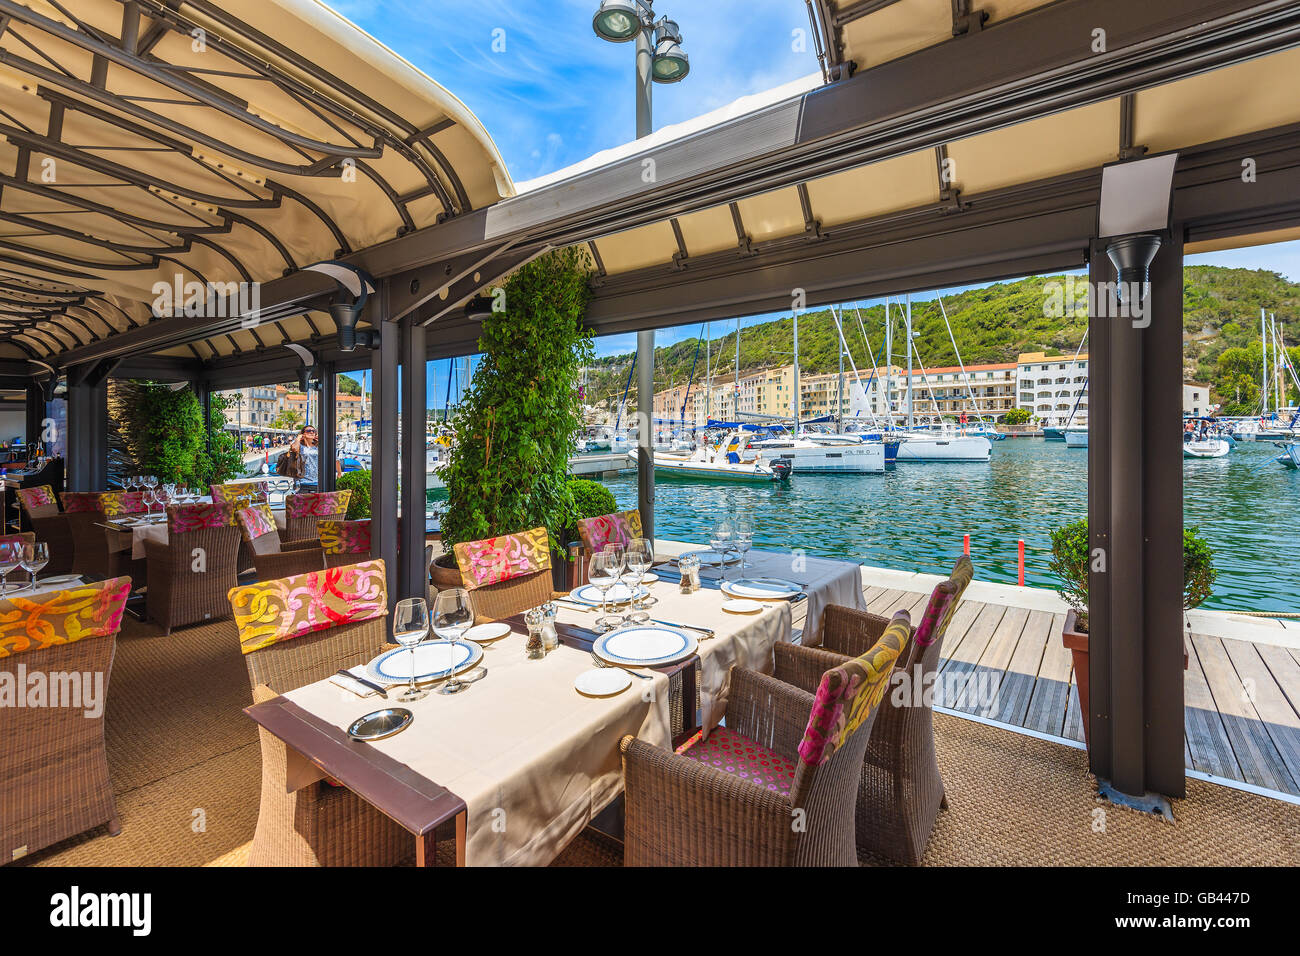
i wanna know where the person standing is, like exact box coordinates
[286,425,341,492]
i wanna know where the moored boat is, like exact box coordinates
[1183,439,1230,459]
[1064,429,1088,448]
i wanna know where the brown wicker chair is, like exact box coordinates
[60,491,145,583]
[284,491,351,542]
[774,556,974,864]
[144,504,242,634]
[619,610,910,866]
[450,527,568,620]
[235,503,326,581]
[15,485,74,576]
[1,577,133,861]
[229,558,410,866]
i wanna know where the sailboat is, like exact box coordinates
[1183,438,1230,459]
[655,429,793,482]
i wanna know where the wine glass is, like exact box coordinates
[432,588,475,695]
[0,541,22,596]
[625,537,653,624]
[141,487,156,519]
[392,597,431,702]
[733,517,754,571]
[709,519,734,579]
[588,550,620,633]
[22,541,47,590]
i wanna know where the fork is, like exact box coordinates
[590,652,653,680]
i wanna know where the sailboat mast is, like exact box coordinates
[906,294,914,430]
[734,316,740,417]
[792,311,800,426]
[1273,313,1283,414]
[884,300,892,429]
[837,314,844,431]
[1262,308,1270,415]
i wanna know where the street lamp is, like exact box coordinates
[592,0,690,139]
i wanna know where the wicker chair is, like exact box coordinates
[144,504,242,635]
[1,577,133,861]
[318,518,373,568]
[15,485,74,576]
[212,481,276,572]
[229,558,410,866]
[450,527,568,620]
[8,458,64,533]
[60,491,145,583]
[284,491,351,542]
[235,503,326,581]
[619,610,910,867]
[774,556,974,864]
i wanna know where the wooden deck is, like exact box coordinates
[792,574,1300,799]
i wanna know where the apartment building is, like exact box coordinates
[1016,351,1089,427]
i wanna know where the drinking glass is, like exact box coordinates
[589,550,620,633]
[733,517,754,571]
[141,488,156,518]
[432,588,475,695]
[708,519,734,579]
[22,541,47,590]
[625,537,653,624]
[0,541,22,596]
[392,597,431,702]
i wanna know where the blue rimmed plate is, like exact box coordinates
[366,640,483,685]
[720,578,803,600]
[570,582,649,606]
[594,625,698,668]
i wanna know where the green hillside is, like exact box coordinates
[582,265,1300,416]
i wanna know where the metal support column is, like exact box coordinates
[637,329,654,540]
[371,281,399,608]
[24,382,44,449]
[1087,230,1186,801]
[65,361,112,492]
[399,319,427,601]
[318,362,337,492]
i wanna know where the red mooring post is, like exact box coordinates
[963,533,970,556]
[1017,539,1026,586]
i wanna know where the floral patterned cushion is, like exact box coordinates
[286,491,351,518]
[452,527,551,590]
[0,576,132,658]
[679,725,796,795]
[227,560,388,655]
[100,491,147,516]
[16,485,55,511]
[915,555,974,648]
[211,482,269,513]
[318,519,371,555]
[61,491,103,513]
[235,503,277,541]
[576,510,643,553]
[797,610,910,766]
[167,502,232,534]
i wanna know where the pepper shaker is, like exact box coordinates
[524,606,545,659]
[679,552,701,593]
[541,602,559,653]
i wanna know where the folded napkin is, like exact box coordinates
[329,666,382,698]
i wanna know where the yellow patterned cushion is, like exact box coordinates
[0,577,132,658]
[235,503,277,541]
[576,510,643,553]
[227,559,388,655]
[452,527,551,589]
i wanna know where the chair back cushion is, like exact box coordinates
[99,491,147,516]
[319,519,371,555]
[0,576,132,658]
[914,555,974,650]
[228,559,388,654]
[576,510,643,553]
[797,610,910,766]
[212,482,269,512]
[167,502,232,534]
[286,491,351,518]
[235,503,278,541]
[16,485,56,512]
[60,491,104,513]
[453,527,551,590]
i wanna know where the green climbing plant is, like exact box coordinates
[108,381,243,487]
[440,247,595,561]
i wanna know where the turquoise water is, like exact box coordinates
[602,438,1300,614]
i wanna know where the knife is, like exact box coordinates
[336,669,388,699]
[648,617,715,638]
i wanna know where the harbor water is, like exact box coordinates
[602,438,1300,614]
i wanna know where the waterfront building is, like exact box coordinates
[1183,383,1215,417]
[1016,352,1090,427]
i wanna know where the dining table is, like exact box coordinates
[106,502,288,560]
[244,563,795,867]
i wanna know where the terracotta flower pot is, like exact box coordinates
[430,553,463,591]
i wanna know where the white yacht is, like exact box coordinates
[745,426,885,473]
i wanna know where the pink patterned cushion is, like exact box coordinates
[167,502,232,534]
[318,519,371,555]
[61,491,104,513]
[914,556,974,648]
[576,510,643,553]
[235,503,277,540]
[680,726,796,795]
[452,527,551,590]
[100,491,147,516]
[286,491,351,518]
[16,485,55,510]
[227,560,388,655]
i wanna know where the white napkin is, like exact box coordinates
[329,666,381,698]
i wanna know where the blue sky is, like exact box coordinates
[329,1,1300,401]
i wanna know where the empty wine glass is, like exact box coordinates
[22,541,47,590]
[0,541,21,596]
[625,537,653,624]
[432,588,475,695]
[733,517,754,571]
[589,550,620,633]
[141,487,156,518]
[709,519,734,578]
[392,597,430,703]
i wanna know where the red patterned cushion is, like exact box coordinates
[318,519,371,555]
[61,491,103,513]
[16,485,55,510]
[167,502,231,534]
[235,503,277,540]
[576,510,643,553]
[287,491,351,518]
[679,726,796,795]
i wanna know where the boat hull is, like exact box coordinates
[654,459,789,483]
[894,435,992,462]
[1042,427,1065,442]
[1064,430,1088,448]
[749,441,885,473]
[1183,440,1230,459]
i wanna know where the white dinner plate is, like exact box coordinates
[39,574,82,586]
[621,571,659,585]
[594,625,698,667]
[367,640,483,685]
[720,578,804,600]
[570,582,649,606]
[574,668,631,697]
[465,622,511,643]
[721,599,763,614]
[678,549,740,566]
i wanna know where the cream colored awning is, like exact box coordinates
[0,0,512,362]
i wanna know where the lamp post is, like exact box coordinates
[593,0,689,538]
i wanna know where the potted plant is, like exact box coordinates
[1049,518,1215,746]
[433,247,595,592]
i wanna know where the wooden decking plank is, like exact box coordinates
[986,609,1056,726]
[936,602,1006,710]
[953,605,1030,716]
[865,588,906,614]
[859,585,888,606]
[1183,636,1248,783]
[1256,643,1300,719]
[1024,612,1073,738]
[931,599,986,672]
[1062,675,1085,743]
[1212,637,1300,795]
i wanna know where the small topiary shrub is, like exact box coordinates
[562,478,617,543]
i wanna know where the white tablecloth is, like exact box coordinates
[116,508,287,560]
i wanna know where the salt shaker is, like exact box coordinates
[679,553,701,593]
[541,602,559,653]
[524,606,546,659]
